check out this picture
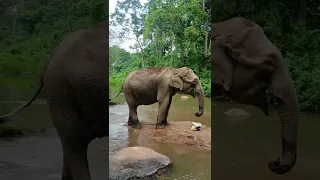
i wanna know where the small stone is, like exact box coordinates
[109,146,171,180]
[224,108,250,117]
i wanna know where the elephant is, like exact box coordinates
[0,21,109,180]
[211,17,299,175]
[109,67,205,129]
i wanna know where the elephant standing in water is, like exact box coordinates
[0,21,109,180]
[110,67,205,129]
[211,17,299,174]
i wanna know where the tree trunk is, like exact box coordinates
[203,0,208,57]
[297,0,307,26]
[179,41,184,66]
[195,81,205,117]
[141,49,145,67]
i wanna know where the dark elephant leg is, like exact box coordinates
[156,97,172,129]
[62,138,91,180]
[61,153,72,180]
[162,97,172,126]
[127,110,133,126]
[46,94,93,180]
[129,105,141,129]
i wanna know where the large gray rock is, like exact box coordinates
[109,146,171,180]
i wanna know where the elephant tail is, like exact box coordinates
[109,83,123,101]
[0,77,43,124]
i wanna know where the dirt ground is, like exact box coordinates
[136,121,211,150]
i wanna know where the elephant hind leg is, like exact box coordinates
[127,116,133,126]
[61,137,92,180]
[128,105,141,129]
[46,98,93,180]
[61,152,72,180]
[124,92,141,128]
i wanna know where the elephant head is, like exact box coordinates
[211,17,299,174]
[170,67,205,117]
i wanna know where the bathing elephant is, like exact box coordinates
[110,67,205,129]
[211,17,299,174]
[0,21,109,180]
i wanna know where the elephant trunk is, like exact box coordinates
[268,77,299,174]
[195,81,205,117]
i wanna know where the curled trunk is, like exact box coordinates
[195,81,205,117]
[268,70,299,174]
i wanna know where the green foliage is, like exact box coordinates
[110,0,211,96]
[212,0,320,111]
[0,0,107,78]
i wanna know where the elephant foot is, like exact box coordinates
[162,120,169,126]
[128,120,133,126]
[132,120,142,129]
[155,124,166,129]
[155,121,166,129]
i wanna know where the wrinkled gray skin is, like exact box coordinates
[0,21,109,180]
[211,17,299,175]
[110,67,205,129]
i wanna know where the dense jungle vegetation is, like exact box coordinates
[0,0,107,80]
[212,0,320,111]
[109,0,212,97]
[1,0,320,112]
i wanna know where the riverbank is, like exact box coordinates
[109,97,212,179]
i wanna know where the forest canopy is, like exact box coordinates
[0,0,107,77]
[109,0,211,96]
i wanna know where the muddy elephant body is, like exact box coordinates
[0,21,109,180]
[119,67,205,129]
[211,17,299,174]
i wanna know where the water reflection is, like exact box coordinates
[212,100,320,179]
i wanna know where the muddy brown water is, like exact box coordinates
[212,100,320,179]
[109,93,212,179]
[0,85,109,180]
[0,85,212,179]
[1,83,320,179]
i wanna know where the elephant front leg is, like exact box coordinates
[162,97,172,126]
[156,97,172,129]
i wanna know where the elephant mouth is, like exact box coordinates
[185,89,196,98]
[178,88,197,98]
[191,89,197,98]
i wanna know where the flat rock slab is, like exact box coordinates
[137,121,211,150]
[109,146,171,180]
[224,108,250,117]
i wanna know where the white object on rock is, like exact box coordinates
[180,95,189,99]
[191,122,202,131]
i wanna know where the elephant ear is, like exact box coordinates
[211,33,235,92]
[170,73,183,91]
[222,25,274,68]
[212,23,275,90]
[212,22,276,115]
